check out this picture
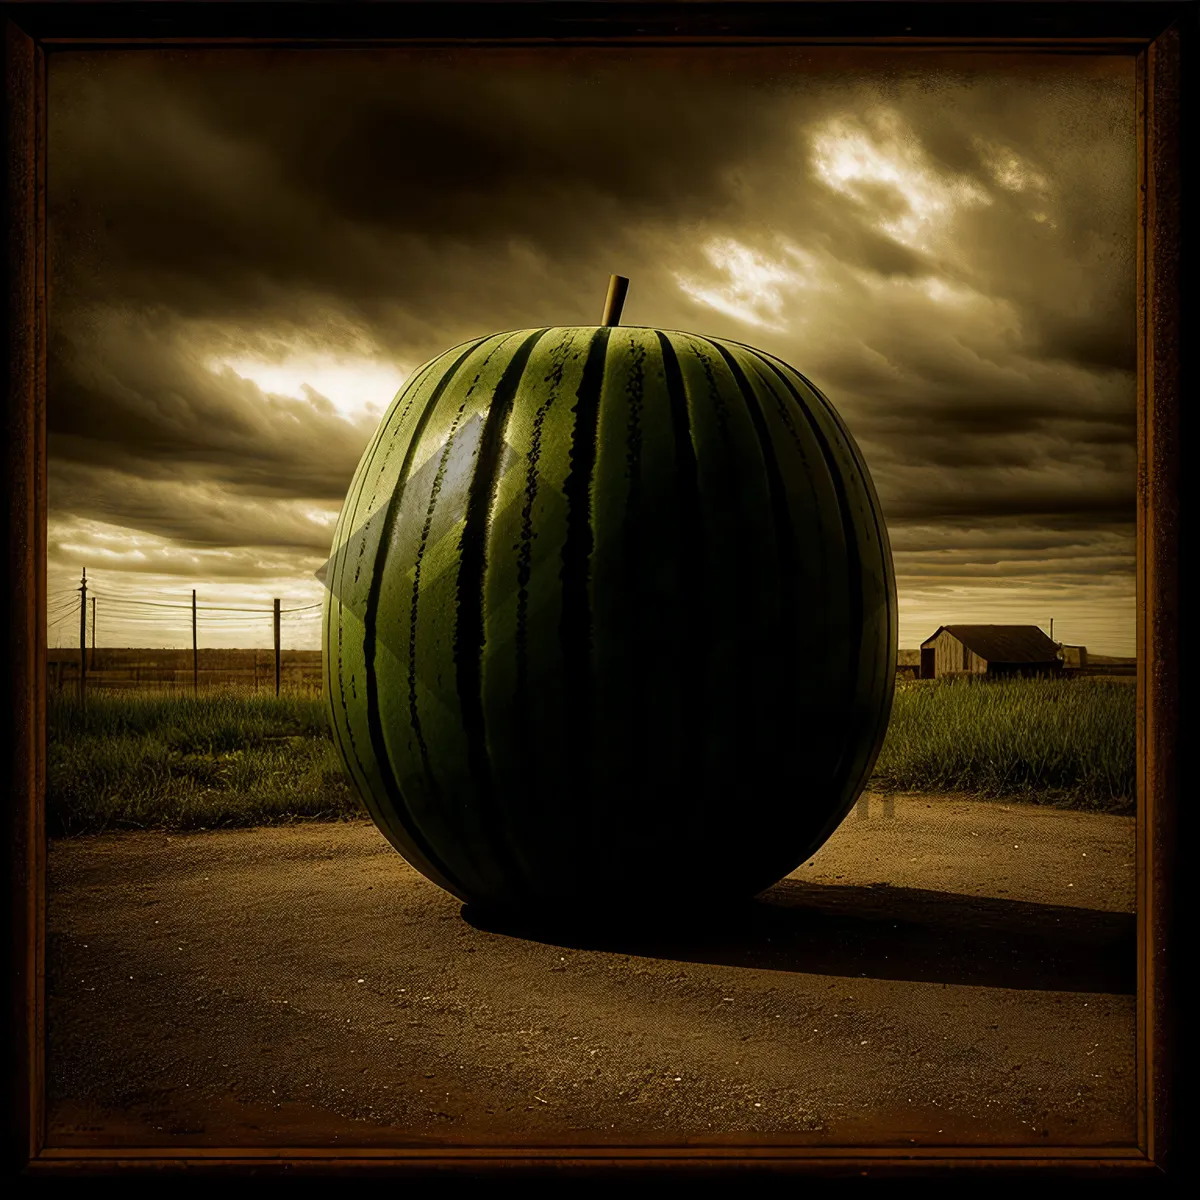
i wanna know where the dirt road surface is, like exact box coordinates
[46,793,1136,1149]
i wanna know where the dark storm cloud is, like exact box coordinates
[46,49,1137,608]
[47,521,323,582]
[892,513,1135,580]
[873,468,1134,523]
[49,51,808,342]
[50,459,336,554]
[1031,309,1138,375]
[813,70,1137,376]
[50,50,1134,362]
[49,314,372,500]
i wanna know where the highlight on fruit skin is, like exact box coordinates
[321,279,897,918]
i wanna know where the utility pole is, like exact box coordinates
[192,589,198,696]
[79,568,87,714]
[273,599,281,697]
[90,595,96,669]
[1050,617,1054,642]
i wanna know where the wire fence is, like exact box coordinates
[48,574,327,699]
[47,573,1136,702]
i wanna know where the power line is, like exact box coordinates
[89,597,271,613]
[86,592,324,615]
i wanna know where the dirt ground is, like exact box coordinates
[45,793,1136,1149]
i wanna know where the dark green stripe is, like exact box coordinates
[708,339,800,754]
[514,338,570,717]
[405,385,479,786]
[755,355,865,786]
[350,346,471,587]
[753,352,897,816]
[399,333,526,899]
[657,333,707,837]
[558,327,612,840]
[329,354,446,803]
[362,340,483,897]
[758,360,880,648]
[678,335,765,859]
[792,367,895,659]
[455,328,551,901]
[512,335,573,833]
[327,358,438,839]
[726,343,891,675]
[768,359,897,792]
[622,337,650,828]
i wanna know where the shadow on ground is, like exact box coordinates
[462,879,1134,995]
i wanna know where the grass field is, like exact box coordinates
[46,690,359,837]
[872,676,1135,812]
[46,675,1136,835]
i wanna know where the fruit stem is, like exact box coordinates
[601,275,629,327]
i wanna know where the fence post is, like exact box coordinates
[192,589,198,696]
[79,568,87,714]
[274,599,281,697]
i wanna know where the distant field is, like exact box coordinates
[46,673,1136,835]
[48,647,1138,693]
[47,648,323,694]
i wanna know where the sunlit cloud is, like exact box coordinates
[210,352,409,419]
[972,136,1051,195]
[675,238,819,331]
[48,514,324,577]
[844,267,986,312]
[810,108,992,250]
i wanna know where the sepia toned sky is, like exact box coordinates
[46,48,1137,654]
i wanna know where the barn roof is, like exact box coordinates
[920,624,1060,663]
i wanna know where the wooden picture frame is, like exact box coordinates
[3,0,1186,1179]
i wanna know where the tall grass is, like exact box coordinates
[873,676,1135,812]
[47,690,363,836]
[47,676,1136,836]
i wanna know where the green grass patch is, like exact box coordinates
[872,676,1135,813]
[47,690,365,836]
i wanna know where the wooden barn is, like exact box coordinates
[919,625,1063,680]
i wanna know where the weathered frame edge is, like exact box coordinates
[3,3,1185,1179]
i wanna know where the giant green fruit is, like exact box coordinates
[322,325,896,914]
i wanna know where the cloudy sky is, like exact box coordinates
[46,47,1137,654]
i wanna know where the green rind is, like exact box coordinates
[374,331,531,903]
[323,325,898,911]
[666,333,784,877]
[323,339,486,899]
[709,338,859,885]
[480,328,595,900]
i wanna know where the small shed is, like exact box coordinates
[919,625,1063,680]
[1058,644,1089,671]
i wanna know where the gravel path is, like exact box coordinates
[45,792,1136,1148]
